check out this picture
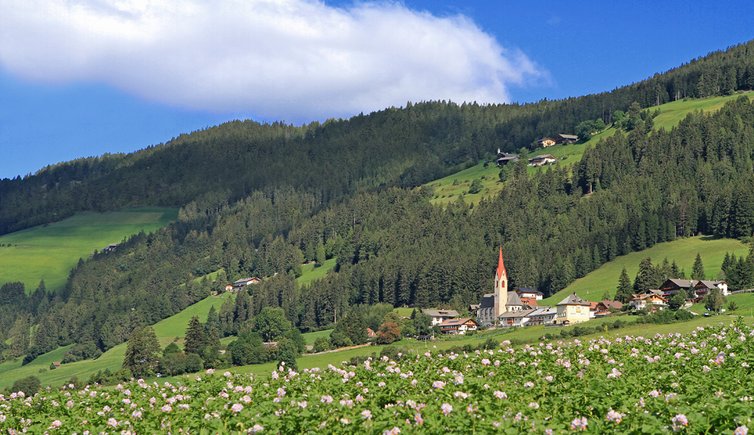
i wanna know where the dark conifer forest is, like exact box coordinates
[2,41,754,363]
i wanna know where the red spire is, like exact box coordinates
[496,246,506,279]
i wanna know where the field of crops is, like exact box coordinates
[2,320,752,433]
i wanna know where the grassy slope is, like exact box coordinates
[0,208,177,291]
[0,293,233,389]
[542,236,749,305]
[426,92,754,206]
[296,258,337,287]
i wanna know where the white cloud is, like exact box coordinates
[0,0,543,121]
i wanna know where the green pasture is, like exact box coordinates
[0,293,232,390]
[652,91,754,130]
[543,236,749,305]
[296,258,337,287]
[0,208,177,292]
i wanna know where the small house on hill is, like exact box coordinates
[232,277,262,291]
[537,137,557,148]
[422,309,460,326]
[555,293,591,325]
[629,293,667,311]
[659,279,695,297]
[555,134,578,144]
[693,280,729,298]
[499,309,534,328]
[527,307,557,326]
[594,300,623,317]
[495,152,520,166]
[439,318,478,335]
[528,154,557,167]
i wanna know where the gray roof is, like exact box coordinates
[556,293,591,306]
[499,309,535,319]
[528,307,557,317]
[480,294,495,309]
[664,279,695,289]
[558,134,578,139]
[695,280,724,289]
[422,309,460,318]
[506,291,523,306]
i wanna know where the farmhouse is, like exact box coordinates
[495,149,520,166]
[629,292,667,311]
[423,309,460,326]
[555,133,579,144]
[594,300,623,317]
[499,309,535,328]
[526,307,557,326]
[528,154,557,167]
[537,137,557,147]
[659,279,695,297]
[232,277,262,291]
[555,293,592,325]
[439,318,478,335]
[476,248,526,326]
[693,280,729,298]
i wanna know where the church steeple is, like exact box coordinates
[493,247,508,319]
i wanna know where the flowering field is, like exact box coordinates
[2,320,753,434]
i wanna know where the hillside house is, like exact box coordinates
[102,243,119,254]
[232,277,262,291]
[555,134,579,144]
[423,309,460,326]
[693,280,729,298]
[528,154,557,167]
[516,288,544,300]
[555,293,592,325]
[224,283,234,291]
[659,279,695,297]
[537,137,557,147]
[499,309,535,328]
[439,318,478,335]
[495,149,520,166]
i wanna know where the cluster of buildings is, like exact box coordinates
[628,278,729,311]
[224,276,262,292]
[537,133,579,148]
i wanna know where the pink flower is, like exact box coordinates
[672,414,688,431]
[132,410,142,419]
[250,424,264,433]
[383,427,401,435]
[570,417,588,431]
[432,381,445,389]
[605,410,623,424]
[161,404,172,413]
[441,403,453,416]
[49,420,62,429]
[321,395,333,404]
[494,390,507,400]
[107,418,118,428]
[735,426,748,435]
[361,410,372,420]
[231,403,244,413]
[414,413,424,425]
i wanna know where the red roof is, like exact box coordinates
[496,247,506,280]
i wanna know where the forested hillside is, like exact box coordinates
[2,41,754,365]
[3,41,754,235]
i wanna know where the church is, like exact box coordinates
[475,247,524,326]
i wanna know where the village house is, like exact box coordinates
[629,292,667,311]
[439,318,478,335]
[476,248,525,326]
[499,309,535,328]
[526,307,557,326]
[422,309,460,326]
[528,154,557,167]
[231,277,262,291]
[516,288,544,300]
[693,280,729,298]
[659,279,696,297]
[593,300,623,317]
[555,293,592,325]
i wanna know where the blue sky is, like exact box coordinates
[1,0,752,179]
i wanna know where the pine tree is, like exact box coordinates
[315,241,326,267]
[633,258,657,292]
[692,253,705,280]
[615,267,633,302]
[123,326,161,378]
[184,316,208,356]
[670,260,681,278]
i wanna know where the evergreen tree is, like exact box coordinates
[705,288,725,313]
[184,316,208,356]
[668,290,688,311]
[633,258,657,292]
[615,267,633,302]
[122,326,161,378]
[315,241,326,267]
[692,253,706,280]
[254,307,293,342]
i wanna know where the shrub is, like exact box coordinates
[11,376,41,396]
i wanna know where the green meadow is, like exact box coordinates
[651,91,754,130]
[0,293,232,390]
[0,208,177,292]
[296,258,337,287]
[542,236,749,305]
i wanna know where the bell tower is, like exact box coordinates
[493,247,508,318]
